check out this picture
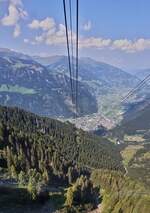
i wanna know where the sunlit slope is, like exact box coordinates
[0,48,97,118]
[0,105,124,180]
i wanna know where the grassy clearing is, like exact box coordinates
[91,169,150,213]
[124,134,145,143]
[141,151,150,160]
[121,145,143,166]
[0,84,37,95]
[124,144,150,186]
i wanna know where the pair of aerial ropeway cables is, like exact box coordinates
[62,0,79,117]
[121,73,150,103]
[112,73,150,112]
[63,0,150,109]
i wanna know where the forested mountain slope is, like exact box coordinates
[1,48,150,123]
[0,48,97,118]
[0,105,124,182]
[111,104,150,188]
[113,104,150,138]
[0,106,149,212]
[35,55,144,120]
[91,169,150,213]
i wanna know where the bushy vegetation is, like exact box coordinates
[0,105,124,211]
[0,105,124,178]
[121,144,143,166]
[91,169,150,213]
[110,104,150,189]
[65,175,98,210]
[128,144,150,186]
[1,105,149,212]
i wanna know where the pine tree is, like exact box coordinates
[66,187,74,207]
[27,176,37,200]
[42,169,49,184]
[18,171,26,186]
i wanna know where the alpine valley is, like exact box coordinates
[1,48,150,131]
[0,48,150,212]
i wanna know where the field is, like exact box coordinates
[121,143,150,187]
[121,144,144,166]
[0,84,37,95]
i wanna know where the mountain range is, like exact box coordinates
[35,55,150,120]
[0,48,97,118]
[134,68,150,80]
[0,48,150,124]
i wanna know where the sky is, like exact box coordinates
[0,0,150,70]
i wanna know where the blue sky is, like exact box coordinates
[0,0,150,70]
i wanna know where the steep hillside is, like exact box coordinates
[36,55,143,120]
[134,68,150,80]
[111,103,150,188]
[114,104,150,137]
[91,169,150,213]
[0,105,127,212]
[0,48,30,60]
[36,56,137,84]
[0,105,124,178]
[2,50,148,122]
[123,98,150,122]
[45,56,140,92]
[33,55,63,66]
[0,49,97,118]
[0,106,149,212]
[127,143,150,186]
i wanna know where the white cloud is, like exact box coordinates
[10,0,22,6]
[79,37,150,52]
[83,21,92,31]
[28,18,67,46]
[1,0,27,37]
[133,38,150,51]
[28,17,55,31]
[27,19,112,49]
[112,38,150,52]
[0,0,22,4]
[79,37,112,49]
[1,4,20,26]
[26,17,150,53]
[13,24,20,37]
[24,38,29,43]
